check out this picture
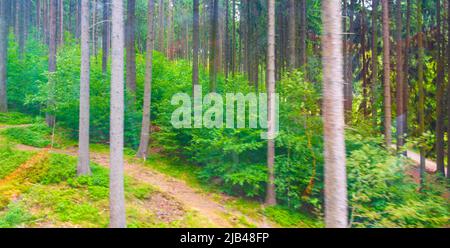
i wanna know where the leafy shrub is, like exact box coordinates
[0,147,33,179]
[0,203,33,228]
[2,123,52,148]
[0,112,34,125]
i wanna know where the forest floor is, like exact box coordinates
[1,113,444,228]
[1,114,305,228]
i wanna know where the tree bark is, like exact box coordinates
[322,0,347,228]
[447,0,450,179]
[192,0,199,95]
[167,0,174,59]
[59,0,64,46]
[158,0,164,52]
[416,0,426,187]
[299,0,307,68]
[344,0,356,123]
[361,4,368,117]
[77,0,91,176]
[126,0,137,96]
[287,0,296,70]
[381,0,392,147]
[46,0,57,127]
[110,0,126,228]
[265,0,276,207]
[435,0,445,176]
[231,0,236,77]
[371,0,378,127]
[209,0,219,92]
[0,0,8,112]
[137,0,155,159]
[102,0,111,74]
[396,0,405,153]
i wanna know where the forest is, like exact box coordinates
[0,0,448,228]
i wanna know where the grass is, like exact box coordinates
[143,153,322,228]
[0,112,34,126]
[0,150,209,228]
[0,146,34,179]
[1,123,74,149]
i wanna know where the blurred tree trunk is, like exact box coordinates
[416,0,426,187]
[287,0,296,69]
[77,0,91,176]
[192,0,199,95]
[126,0,137,97]
[167,0,174,59]
[344,0,356,123]
[381,0,392,147]
[396,0,405,153]
[403,0,411,155]
[0,0,8,112]
[371,0,378,127]
[109,0,126,228]
[46,0,57,127]
[137,0,155,159]
[435,0,445,176]
[209,0,219,92]
[299,0,307,68]
[158,0,164,53]
[322,0,347,228]
[59,0,63,46]
[102,0,111,74]
[265,0,276,207]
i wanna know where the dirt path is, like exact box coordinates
[5,139,272,228]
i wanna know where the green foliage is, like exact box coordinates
[1,123,52,148]
[263,206,323,228]
[347,133,449,228]
[0,203,33,228]
[0,147,33,179]
[0,112,34,125]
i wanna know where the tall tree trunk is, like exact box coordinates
[231,0,236,77]
[102,0,111,74]
[447,0,450,179]
[17,0,24,59]
[126,0,137,97]
[299,0,306,68]
[381,0,392,147]
[109,0,126,228]
[46,0,57,127]
[158,0,164,52]
[371,0,378,127]
[77,0,91,176]
[0,0,8,112]
[344,0,356,123]
[192,0,199,95]
[92,0,97,55]
[36,0,41,40]
[265,0,276,207]
[403,0,411,154]
[167,0,173,59]
[59,0,63,46]
[322,0,347,228]
[416,0,426,187]
[361,4,368,117]
[224,0,229,78]
[287,0,296,69]
[137,0,155,159]
[435,0,445,176]
[209,0,219,92]
[396,0,405,153]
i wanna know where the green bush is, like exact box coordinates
[2,123,52,148]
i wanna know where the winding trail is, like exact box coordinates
[0,125,272,227]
